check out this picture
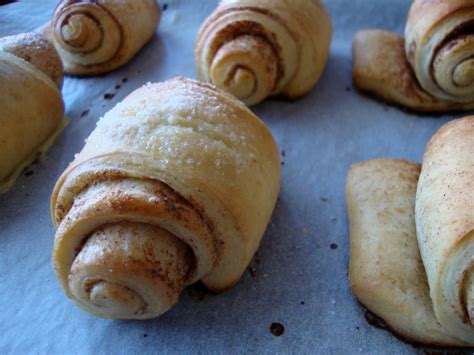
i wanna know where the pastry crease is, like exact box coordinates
[346,116,474,346]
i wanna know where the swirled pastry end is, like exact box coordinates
[352,30,474,113]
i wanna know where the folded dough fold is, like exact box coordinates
[353,0,474,112]
[346,116,474,346]
[51,77,280,319]
[416,117,474,343]
[195,0,332,106]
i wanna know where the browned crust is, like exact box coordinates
[357,302,473,349]
[352,29,474,113]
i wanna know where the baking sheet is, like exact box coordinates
[0,0,466,353]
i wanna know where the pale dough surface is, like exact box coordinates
[346,159,467,347]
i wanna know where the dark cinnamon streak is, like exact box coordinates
[429,14,474,91]
[201,6,301,89]
[459,262,474,325]
[60,171,219,292]
[54,1,124,68]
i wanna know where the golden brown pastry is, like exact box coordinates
[195,0,332,106]
[346,159,466,346]
[416,117,474,344]
[51,77,281,320]
[0,32,65,193]
[346,116,474,346]
[40,0,160,76]
[353,0,474,112]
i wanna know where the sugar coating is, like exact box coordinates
[88,78,269,180]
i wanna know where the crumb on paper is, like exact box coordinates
[187,282,214,302]
[249,267,257,278]
[248,252,260,278]
[270,322,285,337]
[364,309,388,330]
[255,252,261,265]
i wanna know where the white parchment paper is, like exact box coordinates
[0,0,465,353]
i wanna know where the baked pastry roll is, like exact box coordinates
[416,117,474,344]
[40,0,160,76]
[195,0,332,106]
[346,117,474,346]
[0,32,65,193]
[51,77,280,320]
[353,0,474,112]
